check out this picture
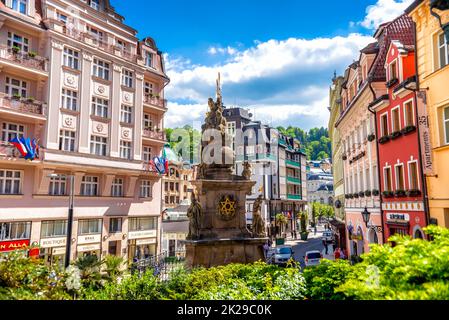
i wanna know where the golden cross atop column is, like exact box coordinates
[216,72,222,100]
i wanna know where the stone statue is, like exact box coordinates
[252,195,266,237]
[242,161,252,180]
[197,163,207,179]
[187,192,202,240]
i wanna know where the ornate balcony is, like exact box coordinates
[143,94,168,111]
[0,93,47,118]
[0,142,43,162]
[0,46,48,73]
[142,128,166,141]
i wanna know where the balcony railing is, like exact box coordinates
[143,94,167,110]
[287,176,301,184]
[286,159,300,167]
[287,194,302,200]
[142,128,166,141]
[0,93,47,117]
[0,142,43,161]
[0,46,48,72]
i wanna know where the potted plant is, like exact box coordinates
[11,46,20,54]
[26,96,35,103]
[401,125,417,135]
[390,131,402,140]
[365,190,372,197]
[378,135,390,144]
[367,133,376,142]
[28,51,37,58]
[275,213,288,242]
[299,212,309,241]
[395,189,407,197]
[353,193,359,199]
[345,194,350,199]
[12,93,22,100]
[372,189,380,196]
[349,194,354,199]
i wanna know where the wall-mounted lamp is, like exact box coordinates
[122,234,127,240]
[430,0,449,43]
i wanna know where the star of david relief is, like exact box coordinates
[217,195,237,221]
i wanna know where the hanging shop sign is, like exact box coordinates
[40,237,66,248]
[77,234,102,245]
[52,247,66,255]
[416,91,435,175]
[387,213,410,222]
[0,239,30,252]
[129,230,157,240]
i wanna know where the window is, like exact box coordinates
[145,51,153,68]
[89,0,100,10]
[170,182,174,191]
[61,89,78,111]
[0,222,31,241]
[92,58,110,80]
[0,170,21,195]
[121,69,133,88]
[128,217,157,231]
[366,168,371,191]
[87,26,103,45]
[390,60,397,80]
[144,82,153,95]
[40,220,67,238]
[10,0,28,14]
[165,196,168,204]
[373,165,379,190]
[380,114,389,137]
[90,135,107,156]
[1,122,24,141]
[57,12,68,24]
[164,182,168,192]
[404,100,414,127]
[409,162,419,190]
[111,178,123,197]
[49,174,67,196]
[384,167,392,192]
[143,146,152,162]
[5,77,27,97]
[91,97,109,118]
[63,48,79,70]
[120,141,132,159]
[438,33,449,69]
[59,130,76,152]
[444,106,449,145]
[81,176,99,196]
[143,114,153,130]
[78,219,102,235]
[140,180,152,198]
[120,105,132,123]
[116,39,126,52]
[395,164,405,190]
[7,32,29,52]
[109,218,122,233]
[227,122,236,137]
[392,108,401,133]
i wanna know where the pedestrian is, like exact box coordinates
[314,226,317,235]
[332,241,337,253]
[334,248,341,260]
[294,230,297,239]
[340,248,346,260]
[263,242,269,258]
[322,239,328,255]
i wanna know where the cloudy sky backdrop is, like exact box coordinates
[113,0,414,130]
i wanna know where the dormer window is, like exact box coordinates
[10,0,28,15]
[89,0,100,10]
[390,60,398,80]
[145,51,153,68]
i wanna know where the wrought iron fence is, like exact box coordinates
[130,250,186,281]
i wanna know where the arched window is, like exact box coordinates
[414,229,424,239]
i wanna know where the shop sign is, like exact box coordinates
[52,247,66,255]
[129,230,157,240]
[40,237,66,248]
[77,243,101,252]
[136,238,157,245]
[387,213,410,222]
[350,234,363,241]
[0,239,30,252]
[416,91,435,175]
[77,234,102,245]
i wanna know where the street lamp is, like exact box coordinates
[49,173,75,268]
[361,207,383,233]
[430,0,449,43]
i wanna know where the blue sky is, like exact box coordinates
[112,0,414,130]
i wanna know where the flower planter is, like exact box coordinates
[365,190,372,197]
[378,136,390,144]
[383,191,394,198]
[406,189,421,197]
[359,192,365,198]
[367,134,376,142]
[300,232,309,241]
[353,194,359,199]
[372,189,380,196]
[386,78,399,88]
[394,190,407,197]
[401,125,417,135]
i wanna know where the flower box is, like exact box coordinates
[349,194,354,199]
[401,125,417,135]
[365,190,372,197]
[367,134,376,142]
[406,189,421,197]
[372,189,380,196]
[390,131,402,140]
[394,190,407,197]
[378,136,390,144]
[383,191,394,198]
[353,193,359,199]
[386,78,399,88]
[359,191,365,198]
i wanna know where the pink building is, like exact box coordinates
[0,0,169,265]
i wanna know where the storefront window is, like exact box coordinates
[78,219,102,235]
[0,222,31,240]
[109,218,122,233]
[128,217,157,231]
[40,220,67,238]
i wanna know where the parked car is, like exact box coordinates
[272,246,295,266]
[322,230,334,242]
[304,250,323,267]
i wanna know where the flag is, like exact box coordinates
[9,136,27,157]
[162,147,169,175]
[23,138,36,160]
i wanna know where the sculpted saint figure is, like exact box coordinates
[187,192,202,240]
[242,161,252,180]
[252,195,266,237]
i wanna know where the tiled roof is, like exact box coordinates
[360,42,379,54]
[369,14,415,82]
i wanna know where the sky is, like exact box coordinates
[112,0,415,130]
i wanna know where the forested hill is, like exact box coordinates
[277,126,331,160]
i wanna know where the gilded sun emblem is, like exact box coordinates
[218,195,237,221]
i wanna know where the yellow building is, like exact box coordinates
[407,0,449,227]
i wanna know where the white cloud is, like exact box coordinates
[359,0,414,29]
[207,46,238,56]
[164,33,373,129]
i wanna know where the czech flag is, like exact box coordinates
[23,138,36,160]
[9,136,28,157]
